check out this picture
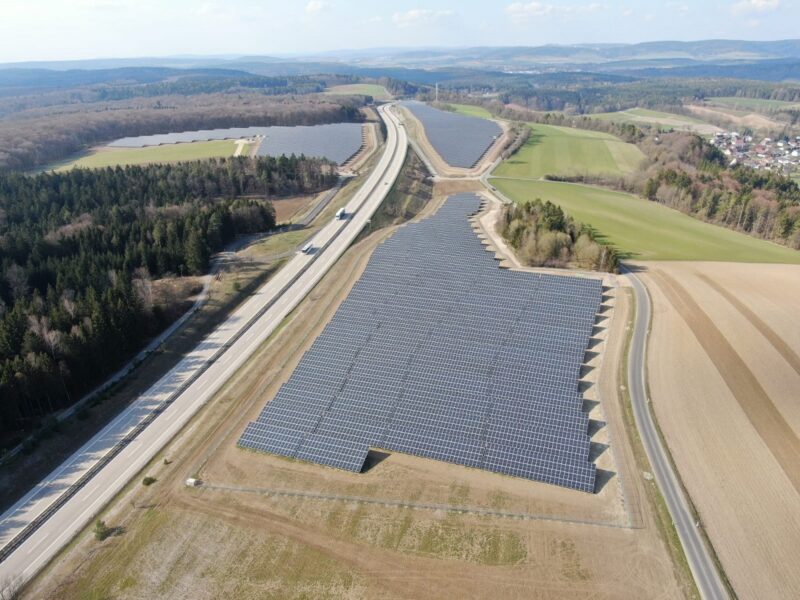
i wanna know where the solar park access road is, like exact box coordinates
[0,103,408,591]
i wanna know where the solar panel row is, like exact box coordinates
[239,193,603,492]
[399,101,502,168]
[110,123,364,165]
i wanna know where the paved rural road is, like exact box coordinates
[625,268,728,600]
[0,103,407,591]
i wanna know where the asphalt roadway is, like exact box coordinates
[624,268,728,600]
[0,103,407,591]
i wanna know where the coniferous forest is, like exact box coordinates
[0,156,336,445]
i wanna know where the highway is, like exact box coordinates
[624,269,728,600]
[0,103,407,590]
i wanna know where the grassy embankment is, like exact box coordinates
[51,140,237,171]
[325,84,392,101]
[446,103,495,119]
[490,121,800,263]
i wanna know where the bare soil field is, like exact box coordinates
[24,194,688,600]
[687,105,785,132]
[641,261,800,599]
[271,193,317,224]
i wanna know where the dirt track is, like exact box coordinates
[642,261,800,599]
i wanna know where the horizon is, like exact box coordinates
[3,37,800,69]
[0,0,797,64]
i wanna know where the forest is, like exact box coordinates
[641,136,800,248]
[0,156,336,447]
[498,199,619,272]
[437,77,800,115]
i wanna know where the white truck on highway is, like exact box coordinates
[335,207,348,220]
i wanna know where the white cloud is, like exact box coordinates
[506,2,604,21]
[731,0,780,15]
[391,9,455,28]
[506,2,554,19]
[305,1,330,15]
[667,2,690,13]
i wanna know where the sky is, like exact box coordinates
[0,0,797,63]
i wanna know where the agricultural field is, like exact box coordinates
[23,190,690,600]
[708,96,800,112]
[50,140,237,171]
[589,107,720,134]
[491,178,800,263]
[492,123,645,180]
[687,104,786,132]
[325,83,392,101]
[641,261,800,599]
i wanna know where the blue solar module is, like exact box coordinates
[109,123,364,165]
[239,193,603,492]
[399,101,502,168]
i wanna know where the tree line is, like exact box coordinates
[0,156,336,447]
[434,78,800,117]
[542,129,800,249]
[642,146,800,248]
[498,199,619,272]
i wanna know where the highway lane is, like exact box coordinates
[0,103,407,589]
[624,268,728,600]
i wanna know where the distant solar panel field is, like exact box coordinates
[240,193,602,492]
[400,101,502,168]
[255,123,364,164]
[109,123,364,164]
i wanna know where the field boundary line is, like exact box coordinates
[198,482,639,531]
[696,272,800,375]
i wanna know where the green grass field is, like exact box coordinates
[493,123,645,180]
[708,97,800,112]
[491,178,800,263]
[53,140,237,171]
[447,103,495,119]
[590,108,717,133]
[325,83,392,101]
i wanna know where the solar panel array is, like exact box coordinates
[110,123,364,165]
[240,193,602,492]
[399,101,502,168]
[256,123,364,165]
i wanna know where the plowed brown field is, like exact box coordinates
[641,261,800,599]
